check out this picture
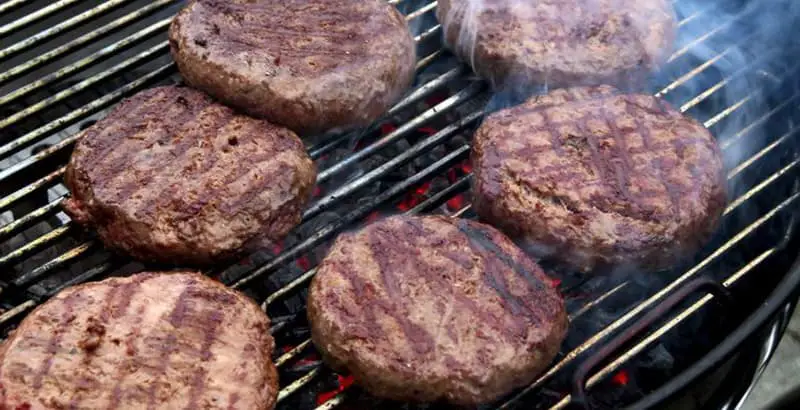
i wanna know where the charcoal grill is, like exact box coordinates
[2,0,800,409]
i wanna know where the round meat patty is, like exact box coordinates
[0,271,278,410]
[436,0,675,89]
[307,215,568,405]
[169,0,417,135]
[63,86,316,265]
[472,86,727,273]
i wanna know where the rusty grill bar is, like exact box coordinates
[1,0,799,409]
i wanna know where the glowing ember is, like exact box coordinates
[272,241,284,255]
[296,255,312,271]
[397,181,432,211]
[317,374,355,405]
[612,370,629,386]
[380,123,397,135]
[447,194,465,211]
[366,211,381,223]
[417,126,438,136]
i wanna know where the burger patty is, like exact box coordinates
[307,215,568,405]
[63,86,316,265]
[0,272,278,410]
[472,86,727,273]
[169,0,417,135]
[436,0,675,89]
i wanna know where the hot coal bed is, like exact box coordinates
[1,0,800,409]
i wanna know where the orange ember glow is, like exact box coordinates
[380,123,397,135]
[317,375,355,405]
[612,370,629,386]
[296,255,311,271]
[447,194,465,211]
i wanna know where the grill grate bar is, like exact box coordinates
[11,241,99,288]
[546,201,798,410]
[728,128,800,179]
[0,17,171,108]
[0,0,140,61]
[0,0,83,38]
[667,6,751,63]
[315,82,484,185]
[0,41,170,140]
[0,0,33,16]
[0,224,71,267]
[405,1,436,21]
[0,196,62,239]
[722,93,800,150]
[303,110,482,220]
[0,166,64,214]
[0,0,176,84]
[655,31,762,98]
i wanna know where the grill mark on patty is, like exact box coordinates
[625,99,681,217]
[146,284,192,410]
[186,309,224,409]
[367,227,436,355]
[32,292,82,391]
[68,284,121,409]
[92,92,201,196]
[131,107,237,217]
[456,220,550,327]
[107,276,150,410]
[538,109,564,156]
[397,218,520,340]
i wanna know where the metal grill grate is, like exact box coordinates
[1,0,799,409]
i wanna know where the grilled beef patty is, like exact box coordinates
[169,0,417,135]
[472,86,726,273]
[436,0,675,89]
[63,86,316,265]
[0,272,278,410]
[307,215,568,405]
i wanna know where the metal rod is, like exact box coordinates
[316,82,484,185]
[0,0,84,38]
[0,0,176,83]
[304,110,482,220]
[12,241,97,288]
[0,197,63,240]
[721,92,800,151]
[667,7,750,63]
[274,339,314,368]
[655,31,761,99]
[0,18,172,108]
[0,41,171,140]
[414,24,441,43]
[0,0,138,60]
[405,1,436,21]
[0,0,33,16]
[0,225,71,267]
[0,166,64,214]
[277,367,322,403]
